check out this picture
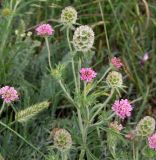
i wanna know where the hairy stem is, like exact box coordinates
[77,108,86,160]
[98,0,111,57]
[58,80,75,105]
[0,102,5,116]
[66,27,78,93]
[97,67,111,84]
[61,151,68,160]
[45,37,53,71]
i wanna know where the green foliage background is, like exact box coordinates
[0,0,156,159]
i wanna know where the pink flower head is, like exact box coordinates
[80,68,97,82]
[36,24,54,36]
[112,99,133,119]
[0,86,19,103]
[111,57,123,69]
[148,133,156,150]
[140,52,150,66]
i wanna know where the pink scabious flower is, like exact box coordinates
[80,68,97,82]
[36,24,54,36]
[112,99,133,119]
[148,133,156,150]
[0,86,19,103]
[111,57,123,69]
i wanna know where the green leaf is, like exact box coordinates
[142,146,156,158]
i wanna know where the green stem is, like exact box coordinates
[133,141,136,160]
[97,67,111,84]
[61,151,68,160]
[84,82,89,121]
[77,108,86,160]
[45,37,52,71]
[0,102,5,116]
[78,58,81,92]
[79,149,85,160]
[84,81,87,100]
[135,145,139,160]
[90,89,114,123]
[66,28,78,93]
[77,108,84,140]
[0,121,46,158]
[0,0,21,56]
[98,0,111,57]
[58,80,75,105]
[10,104,17,113]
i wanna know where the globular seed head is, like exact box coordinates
[136,116,155,137]
[73,25,94,52]
[52,128,72,151]
[61,6,77,26]
[106,71,123,88]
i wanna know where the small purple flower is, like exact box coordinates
[0,86,19,103]
[140,52,149,65]
[36,24,54,37]
[112,99,133,119]
[80,68,97,82]
[111,57,123,69]
[148,133,156,150]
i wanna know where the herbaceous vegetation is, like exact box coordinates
[0,0,156,160]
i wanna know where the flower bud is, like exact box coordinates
[2,8,11,17]
[27,31,32,37]
[51,64,65,80]
[109,121,123,132]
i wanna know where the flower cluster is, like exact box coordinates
[52,128,72,151]
[112,99,133,119]
[0,86,18,103]
[111,57,123,69]
[148,133,156,150]
[36,24,54,37]
[73,25,94,52]
[80,68,97,82]
[61,6,77,26]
